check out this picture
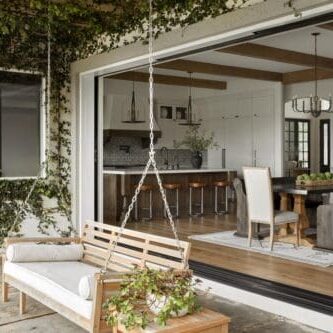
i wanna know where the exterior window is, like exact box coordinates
[0,71,44,178]
[284,119,310,176]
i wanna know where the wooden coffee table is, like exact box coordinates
[117,308,230,333]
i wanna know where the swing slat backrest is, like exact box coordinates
[81,221,191,271]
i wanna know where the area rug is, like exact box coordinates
[189,231,333,267]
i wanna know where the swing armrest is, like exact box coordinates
[96,271,128,283]
[4,236,80,247]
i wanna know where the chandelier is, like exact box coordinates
[179,72,201,126]
[122,81,145,123]
[292,32,332,118]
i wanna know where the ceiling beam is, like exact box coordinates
[218,43,333,70]
[319,22,333,31]
[283,68,333,85]
[157,59,282,82]
[108,71,227,90]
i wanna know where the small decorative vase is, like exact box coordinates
[146,293,188,317]
[191,151,203,169]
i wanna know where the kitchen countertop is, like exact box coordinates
[103,167,235,175]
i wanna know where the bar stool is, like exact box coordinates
[134,184,154,220]
[189,182,207,216]
[213,180,231,214]
[163,183,181,218]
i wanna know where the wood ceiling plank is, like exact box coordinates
[218,43,333,70]
[319,22,333,31]
[283,68,333,85]
[157,59,282,82]
[108,71,227,90]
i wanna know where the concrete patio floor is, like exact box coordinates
[0,287,324,333]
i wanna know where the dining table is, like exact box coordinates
[273,183,333,247]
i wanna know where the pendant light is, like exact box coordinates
[179,72,201,126]
[292,32,332,118]
[122,81,145,123]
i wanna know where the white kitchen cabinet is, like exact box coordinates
[207,92,276,175]
[224,98,254,174]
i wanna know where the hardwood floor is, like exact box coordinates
[126,209,333,297]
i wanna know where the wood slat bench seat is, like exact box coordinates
[2,221,200,333]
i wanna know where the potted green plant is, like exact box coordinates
[174,125,218,169]
[103,267,202,331]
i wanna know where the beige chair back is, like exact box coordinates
[243,167,274,224]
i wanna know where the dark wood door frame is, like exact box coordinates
[320,119,330,173]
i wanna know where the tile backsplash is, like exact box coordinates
[104,136,207,168]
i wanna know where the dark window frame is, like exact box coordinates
[284,118,311,173]
[320,119,330,173]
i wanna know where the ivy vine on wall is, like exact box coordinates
[0,0,299,243]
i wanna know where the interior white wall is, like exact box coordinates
[284,78,333,173]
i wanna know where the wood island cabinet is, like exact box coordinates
[103,168,236,224]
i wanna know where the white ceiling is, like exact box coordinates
[183,24,333,75]
[255,25,333,58]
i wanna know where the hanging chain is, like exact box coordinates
[103,0,187,271]
[46,0,51,152]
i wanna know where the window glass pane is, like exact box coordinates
[303,122,308,131]
[298,122,303,131]
[323,123,329,166]
[290,122,294,130]
[0,71,42,177]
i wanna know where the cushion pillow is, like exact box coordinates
[78,274,95,300]
[6,243,84,262]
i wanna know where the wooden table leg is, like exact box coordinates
[292,194,314,247]
[278,192,289,236]
[293,194,310,234]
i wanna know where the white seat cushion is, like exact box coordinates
[274,210,298,224]
[4,261,100,319]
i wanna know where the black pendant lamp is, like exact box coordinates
[292,32,332,118]
[179,72,201,126]
[122,81,145,123]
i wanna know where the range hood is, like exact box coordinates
[104,94,161,139]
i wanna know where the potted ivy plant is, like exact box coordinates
[103,267,202,331]
[174,125,218,169]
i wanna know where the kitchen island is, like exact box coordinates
[103,168,237,223]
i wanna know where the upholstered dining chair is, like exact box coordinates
[243,167,299,251]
